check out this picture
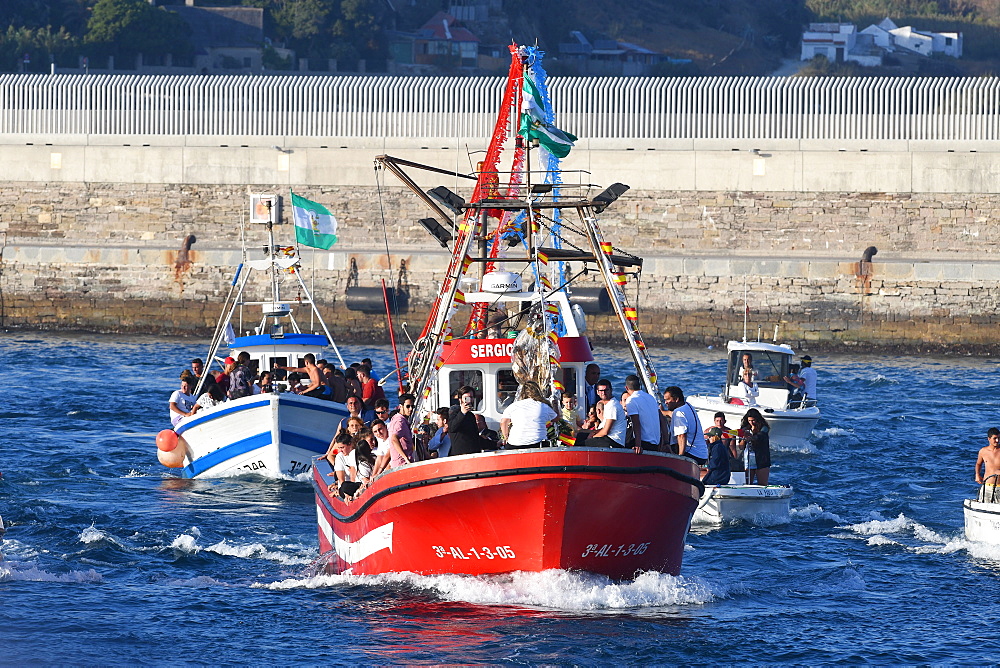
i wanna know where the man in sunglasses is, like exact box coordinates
[585,379,626,448]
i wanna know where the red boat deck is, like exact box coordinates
[313,449,703,580]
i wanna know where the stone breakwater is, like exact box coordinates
[2,181,999,354]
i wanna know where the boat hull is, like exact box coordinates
[688,396,819,450]
[175,393,347,478]
[693,483,793,524]
[964,499,1000,543]
[312,449,703,579]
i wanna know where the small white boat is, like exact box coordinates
[160,209,350,479]
[964,476,1000,543]
[688,340,820,450]
[692,472,793,524]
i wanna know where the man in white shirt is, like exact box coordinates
[663,385,708,464]
[585,379,626,448]
[799,355,818,400]
[169,377,197,426]
[623,374,660,453]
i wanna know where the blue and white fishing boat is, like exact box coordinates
[160,200,349,479]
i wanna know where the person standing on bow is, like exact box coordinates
[500,381,558,449]
[663,386,708,465]
[741,408,771,485]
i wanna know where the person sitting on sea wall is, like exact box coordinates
[169,376,198,425]
[500,381,558,449]
[975,427,1000,500]
[702,427,732,485]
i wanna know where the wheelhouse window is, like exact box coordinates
[497,369,517,411]
[449,369,484,409]
[729,350,789,388]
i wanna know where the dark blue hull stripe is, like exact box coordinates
[280,430,330,455]
[182,430,331,478]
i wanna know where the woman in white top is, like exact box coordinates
[500,381,558,448]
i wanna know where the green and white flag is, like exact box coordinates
[290,191,338,249]
[520,71,577,159]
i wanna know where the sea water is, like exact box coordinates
[2,331,999,663]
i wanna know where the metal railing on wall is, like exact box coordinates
[0,74,997,141]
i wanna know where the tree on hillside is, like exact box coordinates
[85,0,191,61]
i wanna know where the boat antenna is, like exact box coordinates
[742,277,748,343]
[773,324,779,342]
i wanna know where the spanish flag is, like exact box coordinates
[553,380,565,392]
[614,272,627,286]
[547,330,558,344]
[558,432,576,447]
[624,307,638,321]
[461,255,472,273]
[540,275,552,289]
[454,290,467,305]
[545,302,559,314]
[422,386,432,398]
[600,241,613,255]
[537,250,549,265]
[549,354,559,367]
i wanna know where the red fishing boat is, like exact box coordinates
[312,44,704,579]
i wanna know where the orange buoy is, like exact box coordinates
[157,436,187,468]
[156,429,179,452]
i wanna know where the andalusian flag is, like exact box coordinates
[520,69,577,159]
[290,192,337,249]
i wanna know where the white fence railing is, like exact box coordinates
[1,74,998,140]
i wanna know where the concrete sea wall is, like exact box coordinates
[2,137,999,353]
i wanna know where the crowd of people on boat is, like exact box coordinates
[167,354,389,425]
[168,350,816,497]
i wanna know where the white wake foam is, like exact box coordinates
[837,512,1000,559]
[790,503,844,524]
[0,563,103,583]
[168,529,311,565]
[257,569,721,610]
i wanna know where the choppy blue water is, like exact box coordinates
[3,331,999,663]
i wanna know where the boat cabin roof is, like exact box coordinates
[726,340,795,356]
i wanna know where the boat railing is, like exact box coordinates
[977,474,1000,503]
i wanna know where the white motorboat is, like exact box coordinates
[964,475,1000,543]
[692,472,793,524]
[688,340,820,450]
[158,205,350,479]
